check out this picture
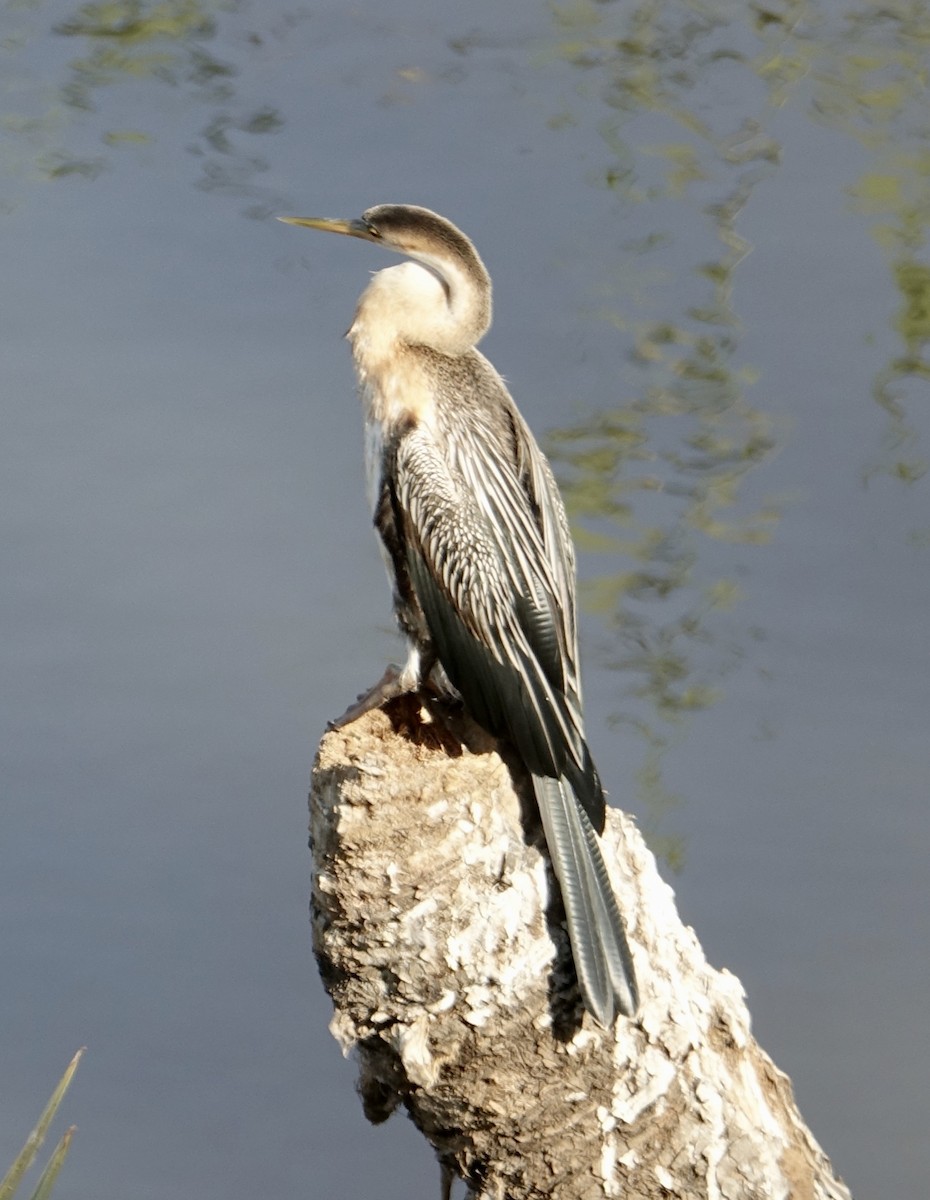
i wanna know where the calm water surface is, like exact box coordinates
[2,2,928,1197]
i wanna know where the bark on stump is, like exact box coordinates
[309,696,852,1200]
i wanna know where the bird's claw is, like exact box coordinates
[327,665,408,730]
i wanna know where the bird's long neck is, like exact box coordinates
[350,247,491,355]
[347,243,492,432]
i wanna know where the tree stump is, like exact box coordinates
[309,696,851,1200]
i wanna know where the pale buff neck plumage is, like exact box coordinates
[348,251,492,429]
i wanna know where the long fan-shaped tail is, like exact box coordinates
[533,776,638,1026]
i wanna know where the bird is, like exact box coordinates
[280,204,638,1027]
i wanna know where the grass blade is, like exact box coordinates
[0,1050,84,1200]
[26,1129,75,1200]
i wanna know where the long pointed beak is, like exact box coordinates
[277,215,372,240]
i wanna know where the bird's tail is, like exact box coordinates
[533,775,638,1027]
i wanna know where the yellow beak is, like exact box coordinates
[277,215,372,240]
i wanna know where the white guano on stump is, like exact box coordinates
[309,699,852,1200]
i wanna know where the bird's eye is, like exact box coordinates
[365,221,381,238]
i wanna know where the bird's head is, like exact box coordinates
[279,204,492,354]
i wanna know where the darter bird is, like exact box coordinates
[280,204,638,1027]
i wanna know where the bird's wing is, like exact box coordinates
[393,422,589,788]
[508,408,582,699]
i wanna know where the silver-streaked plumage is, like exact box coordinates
[281,204,638,1026]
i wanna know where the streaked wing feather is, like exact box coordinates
[396,426,583,780]
[513,414,583,698]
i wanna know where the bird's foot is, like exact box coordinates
[328,666,413,730]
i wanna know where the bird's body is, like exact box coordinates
[282,205,638,1026]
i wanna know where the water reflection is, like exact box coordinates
[55,1,222,115]
[7,0,926,470]
[543,1,787,851]
[0,1,290,214]
[54,0,291,214]
[533,0,930,847]
[765,1,930,488]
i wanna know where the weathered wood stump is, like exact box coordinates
[310,697,851,1200]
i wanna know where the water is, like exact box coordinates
[2,2,928,1197]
